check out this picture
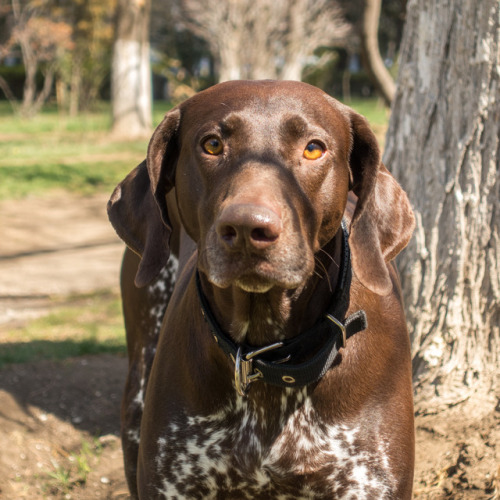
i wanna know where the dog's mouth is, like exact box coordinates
[234,274,275,293]
[201,251,313,293]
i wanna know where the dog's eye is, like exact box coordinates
[303,142,325,160]
[202,137,223,155]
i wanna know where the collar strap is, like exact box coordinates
[196,222,367,396]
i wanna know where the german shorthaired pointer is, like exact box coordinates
[108,80,416,499]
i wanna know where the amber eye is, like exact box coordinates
[202,137,223,155]
[303,142,325,160]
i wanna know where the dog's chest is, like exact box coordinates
[153,389,395,499]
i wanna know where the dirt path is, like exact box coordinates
[0,193,498,499]
[0,193,124,326]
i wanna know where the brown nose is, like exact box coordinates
[216,204,282,251]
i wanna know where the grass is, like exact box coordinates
[0,290,126,368]
[44,438,104,495]
[0,101,172,200]
[0,100,172,134]
[345,97,390,150]
[346,97,390,127]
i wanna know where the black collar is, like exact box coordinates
[196,222,367,396]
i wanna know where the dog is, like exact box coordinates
[108,80,415,499]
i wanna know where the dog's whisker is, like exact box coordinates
[318,247,340,268]
[314,257,333,293]
[312,269,323,280]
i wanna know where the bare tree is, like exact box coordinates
[180,0,351,82]
[359,0,395,106]
[111,0,152,138]
[1,0,73,117]
[280,0,351,81]
[384,0,499,416]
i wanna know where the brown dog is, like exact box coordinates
[108,80,415,499]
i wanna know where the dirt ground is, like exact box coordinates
[0,193,498,499]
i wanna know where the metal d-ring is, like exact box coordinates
[234,341,283,396]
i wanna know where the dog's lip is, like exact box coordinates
[234,274,275,293]
[204,258,308,292]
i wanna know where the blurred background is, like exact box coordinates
[0,0,403,119]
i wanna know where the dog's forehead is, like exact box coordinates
[180,80,348,132]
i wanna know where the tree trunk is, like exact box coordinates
[31,65,56,116]
[0,75,19,113]
[111,0,152,138]
[280,57,304,81]
[384,0,500,416]
[18,32,39,118]
[69,63,81,117]
[359,0,395,106]
[217,36,243,82]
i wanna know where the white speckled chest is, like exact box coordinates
[152,388,395,499]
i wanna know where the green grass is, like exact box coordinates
[44,438,104,495]
[0,101,172,134]
[0,161,140,199]
[0,101,172,200]
[345,97,390,127]
[0,290,126,368]
[343,97,390,149]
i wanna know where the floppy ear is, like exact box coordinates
[348,111,415,295]
[147,107,181,228]
[107,108,181,287]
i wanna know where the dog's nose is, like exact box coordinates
[216,204,282,251]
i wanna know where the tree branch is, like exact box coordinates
[359,0,395,106]
[0,75,19,113]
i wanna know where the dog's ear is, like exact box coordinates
[348,111,415,295]
[107,161,171,287]
[107,108,181,287]
[147,107,181,229]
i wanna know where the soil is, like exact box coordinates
[0,193,498,499]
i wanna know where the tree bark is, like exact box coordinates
[20,40,38,116]
[16,15,41,118]
[384,0,500,416]
[216,2,244,82]
[359,0,396,106]
[111,0,152,138]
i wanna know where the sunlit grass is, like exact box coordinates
[0,101,172,200]
[0,290,126,368]
[346,97,390,127]
[43,438,104,495]
[0,101,171,134]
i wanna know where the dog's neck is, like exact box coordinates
[200,228,343,346]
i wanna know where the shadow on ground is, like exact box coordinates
[0,354,127,436]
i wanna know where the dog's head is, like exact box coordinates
[108,80,414,295]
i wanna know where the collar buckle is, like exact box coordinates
[234,342,283,396]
